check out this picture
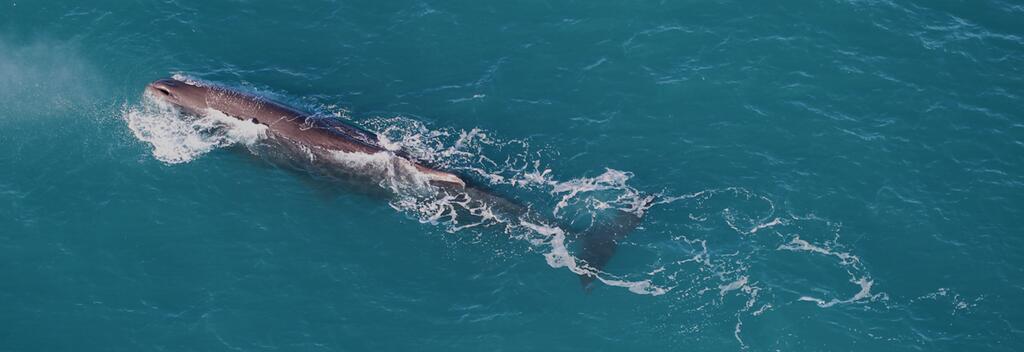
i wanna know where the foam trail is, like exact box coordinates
[356,115,667,294]
[121,89,881,304]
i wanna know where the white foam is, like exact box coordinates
[798,276,879,308]
[124,95,267,164]
[733,317,747,349]
[719,276,749,296]
[549,168,649,217]
[749,217,783,234]
[774,235,884,307]
[327,150,439,195]
[752,304,772,316]
[519,220,669,296]
[777,236,860,266]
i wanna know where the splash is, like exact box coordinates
[123,94,267,164]
[328,150,439,195]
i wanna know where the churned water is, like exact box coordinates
[2,1,1023,351]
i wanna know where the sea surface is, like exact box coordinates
[2,1,1023,351]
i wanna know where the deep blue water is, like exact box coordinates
[2,1,1023,351]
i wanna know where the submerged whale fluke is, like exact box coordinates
[577,209,644,291]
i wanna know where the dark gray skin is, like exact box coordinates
[145,77,642,291]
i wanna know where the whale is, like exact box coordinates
[144,77,644,290]
[145,77,464,187]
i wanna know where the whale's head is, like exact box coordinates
[146,77,212,115]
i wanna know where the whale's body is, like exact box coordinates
[146,78,464,186]
[145,77,642,290]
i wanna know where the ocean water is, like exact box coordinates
[2,0,1023,350]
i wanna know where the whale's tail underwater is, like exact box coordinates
[144,76,647,292]
[451,181,648,292]
[576,209,645,291]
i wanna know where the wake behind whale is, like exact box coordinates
[124,76,889,340]
[132,75,657,293]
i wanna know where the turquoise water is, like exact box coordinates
[2,1,1023,350]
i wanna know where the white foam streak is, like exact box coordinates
[778,236,860,266]
[719,276,749,296]
[778,236,881,307]
[799,277,877,308]
[520,220,669,296]
[749,217,783,234]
